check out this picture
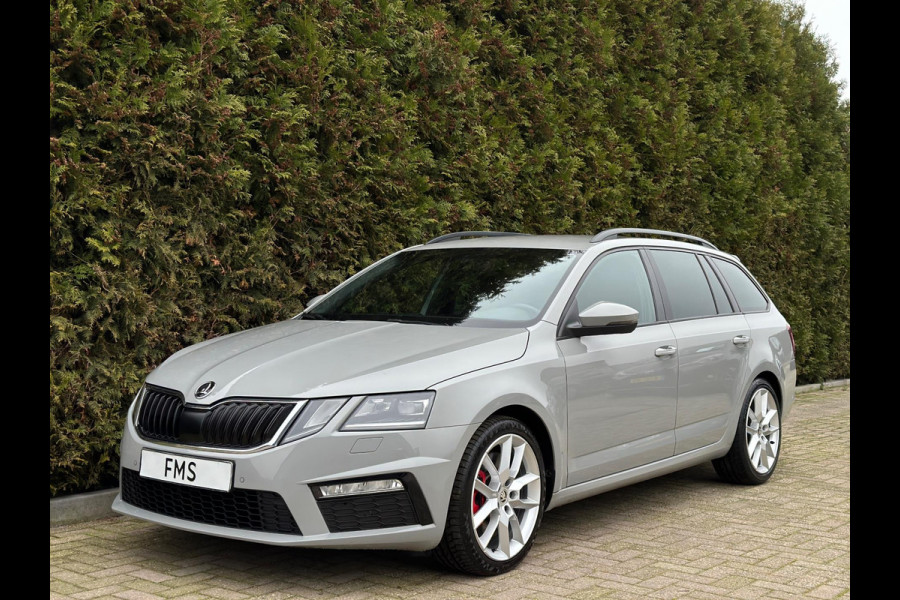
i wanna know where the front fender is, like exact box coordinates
[428,323,567,495]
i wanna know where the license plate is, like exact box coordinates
[139,449,233,492]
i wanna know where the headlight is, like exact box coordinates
[130,386,146,428]
[341,391,435,431]
[279,398,348,444]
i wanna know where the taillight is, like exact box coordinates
[787,326,796,356]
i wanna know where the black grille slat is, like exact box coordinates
[167,402,183,440]
[249,406,271,442]
[203,404,221,445]
[233,405,251,446]
[137,387,295,449]
[153,392,166,436]
[199,402,221,444]
[220,404,242,445]
[138,389,182,442]
[142,392,156,434]
[151,392,161,435]
[240,405,266,446]
[265,405,295,440]
[235,404,258,446]
[121,469,301,535]
[256,406,278,440]
[317,491,419,533]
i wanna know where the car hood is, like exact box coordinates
[146,319,529,404]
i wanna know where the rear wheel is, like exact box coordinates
[713,379,782,484]
[433,416,545,575]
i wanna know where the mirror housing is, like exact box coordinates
[567,301,639,336]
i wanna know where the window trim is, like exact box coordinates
[556,247,663,340]
[697,254,736,314]
[638,248,668,321]
[707,255,772,314]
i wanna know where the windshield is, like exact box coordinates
[303,247,582,327]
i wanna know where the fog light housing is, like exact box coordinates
[316,478,405,498]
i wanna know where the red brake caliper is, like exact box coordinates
[472,469,488,515]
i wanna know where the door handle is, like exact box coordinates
[733,335,751,345]
[655,345,677,357]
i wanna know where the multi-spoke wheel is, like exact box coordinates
[433,417,545,575]
[470,433,542,561]
[714,379,782,485]
[746,386,781,474]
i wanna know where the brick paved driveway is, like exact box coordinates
[50,387,850,600]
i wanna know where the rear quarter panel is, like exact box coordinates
[745,306,797,419]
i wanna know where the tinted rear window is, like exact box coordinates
[712,258,769,312]
[649,250,717,320]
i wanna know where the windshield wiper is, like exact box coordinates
[299,313,339,321]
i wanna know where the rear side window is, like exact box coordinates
[699,256,734,314]
[649,250,717,320]
[576,250,656,325]
[712,258,769,312]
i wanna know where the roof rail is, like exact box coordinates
[425,231,529,245]
[590,228,718,250]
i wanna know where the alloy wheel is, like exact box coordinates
[746,387,781,473]
[470,433,542,561]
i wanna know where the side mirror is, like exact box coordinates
[306,294,326,310]
[568,301,639,336]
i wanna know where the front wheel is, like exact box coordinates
[713,379,782,485]
[433,416,545,576]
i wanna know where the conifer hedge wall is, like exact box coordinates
[50,0,850,496]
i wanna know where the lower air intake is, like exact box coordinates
[316,491,420,533]
[120,469,301,535]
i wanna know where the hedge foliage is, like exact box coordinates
[50,0,850,496]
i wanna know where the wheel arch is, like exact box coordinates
[752,369,782,407]
[485,404,557,509]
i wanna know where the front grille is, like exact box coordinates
[136,386,296,449]
[317,491,420,533]
[199,401,295,448]
[138,388,183,442]
[121,469,301,535]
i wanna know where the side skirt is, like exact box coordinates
[547,440,730,511]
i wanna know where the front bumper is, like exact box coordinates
[114,402,478,551]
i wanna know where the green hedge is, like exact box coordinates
[50,0,850,496]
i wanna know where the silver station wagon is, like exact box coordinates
[114,228,797,575]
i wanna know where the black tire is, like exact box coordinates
[432,416,546,576]
[713,378,782,485]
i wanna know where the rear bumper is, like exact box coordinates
[782,358,797,419]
